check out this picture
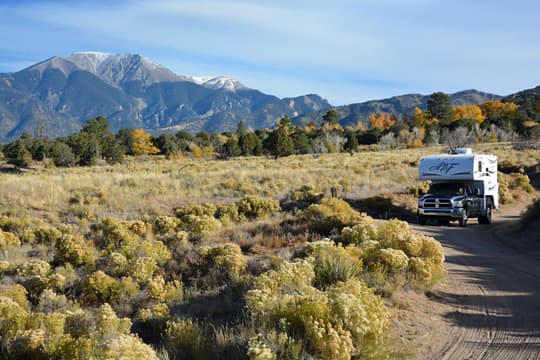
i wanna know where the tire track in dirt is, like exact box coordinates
[412,203,540,360]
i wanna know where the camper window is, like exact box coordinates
[478,161,482,172]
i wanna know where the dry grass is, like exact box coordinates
[3,143,537,224]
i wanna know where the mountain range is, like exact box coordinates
[0,52,534,143]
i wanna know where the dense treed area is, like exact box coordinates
[1,91,539,168]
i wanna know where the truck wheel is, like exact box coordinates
[479,204,492,224]
[418,215,426,225]
[459,208,468,227]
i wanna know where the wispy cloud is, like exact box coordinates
[0,0,538,104]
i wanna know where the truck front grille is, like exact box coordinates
[424,199,452,208]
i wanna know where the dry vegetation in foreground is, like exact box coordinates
[0,143,537,359]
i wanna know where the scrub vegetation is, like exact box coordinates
[0,142,537,359]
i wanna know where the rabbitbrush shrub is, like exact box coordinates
[246,259,389,359]
[303,198,366,233]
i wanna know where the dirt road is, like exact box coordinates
[411,203,540,359]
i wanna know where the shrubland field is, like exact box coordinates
[0,143,538,359]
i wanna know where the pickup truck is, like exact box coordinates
[417,148,498,227]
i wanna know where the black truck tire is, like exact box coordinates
[479,202,493,225]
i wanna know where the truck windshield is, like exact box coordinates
[428,183,465,195]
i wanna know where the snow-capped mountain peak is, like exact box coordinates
[186,75,248,92]
[27,52,249,91]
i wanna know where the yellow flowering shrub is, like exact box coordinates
[175,203,217,218]
[82,271,119,304]
[237,195,281,219]
[96,333,160,360]
[247,335,277,360]
[152,215,182,235]
[0,283,30,310]
[0,230,20,249]
[376,219,445,286]
[129,257,158,283]
[341,216,378,245]
[180,214,222,239]
[54,233,96,268]
[0,296,29,340]
[17,259,51,278]
[102,252,129,277]
[303,198,365,233]
[246,260,390,359]
[374,248,409,273]
[287,185,324,203]
[199,243,247,278]
[33,225,62,245]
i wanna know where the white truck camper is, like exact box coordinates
[417,148,498,226]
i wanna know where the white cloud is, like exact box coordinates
[0,0,538,103]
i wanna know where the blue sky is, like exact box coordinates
[0,0,538,105]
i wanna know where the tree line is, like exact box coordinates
[1,92,538,167]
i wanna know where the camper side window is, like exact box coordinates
[478,161,482,172]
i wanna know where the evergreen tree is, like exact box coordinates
[322,109,339,125]
[68,116,123,165]
[343,129,359,154]
[154,134,179,157]
[427,92,453,126]
[221,138,241,158]
[3,139,32,167]
[292,131,312,154]
[264,127,295,159]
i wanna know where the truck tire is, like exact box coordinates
[479,202,492,225]
[418,215,426,225]
[459,208,468,227]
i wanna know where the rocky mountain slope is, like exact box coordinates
[0,52,330,142]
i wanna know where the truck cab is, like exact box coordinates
[417,148,498,227]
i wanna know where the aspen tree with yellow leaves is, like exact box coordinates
[131,128,160,156]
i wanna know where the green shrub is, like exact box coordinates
[54,234,95,268]
[237,195,281,219]
[101,252,129,277]
[307,242,364,289]
[165,318,212,360]
[181,214,222,239]
[0,296,29,340]
[152,215,182,235]
[303,198,365,233]
[198,243,247,278]
[33,226,62,245]
[36,289,76,314]
[215,204,246,225]
[287,185,324,203]
[82,271,119,304]
[175,203,217,218]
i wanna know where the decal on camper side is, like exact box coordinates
[428,161,461,174]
